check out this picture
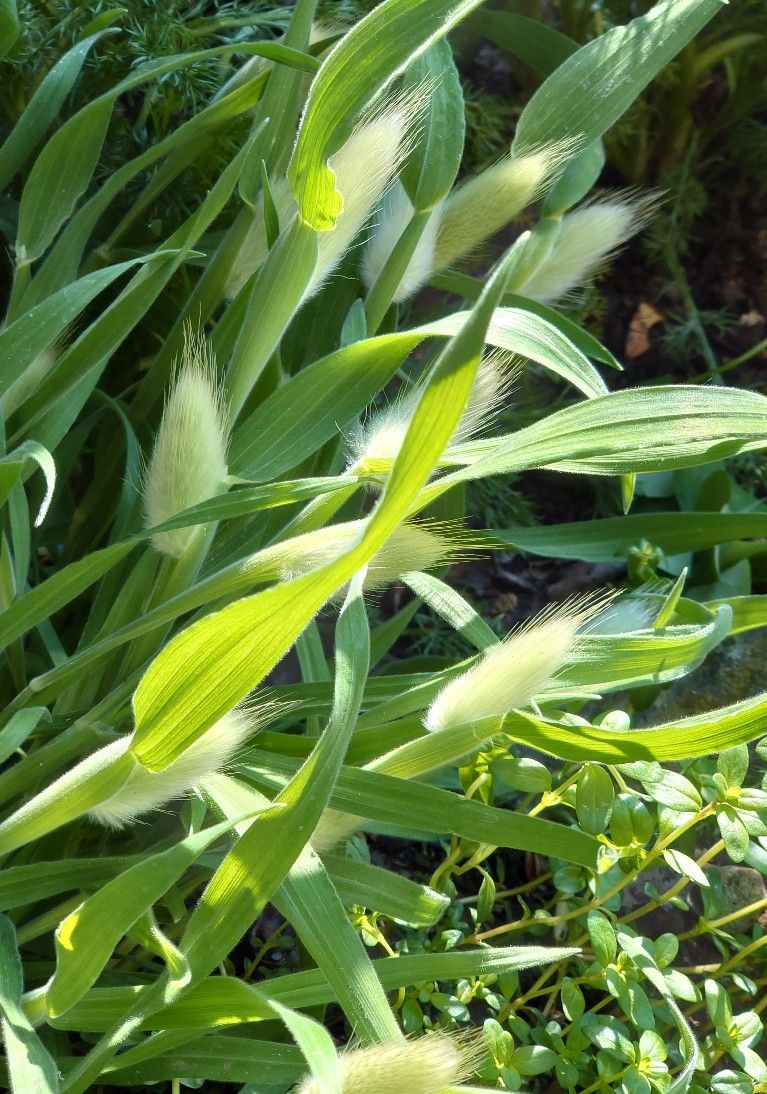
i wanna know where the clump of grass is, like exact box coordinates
[0,2,764,1091]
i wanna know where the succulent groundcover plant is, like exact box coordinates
[0,0,765,1091]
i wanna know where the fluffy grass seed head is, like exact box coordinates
[588,595,657,634]
[424,597,606,733]
[361,147,563,303]
[89,706,266,829]
[449,348,517,449]
[225,92,424,303]
[363,521,478,591]
[296,1031,477,1094]
[309,92,425,299]
[309,808,363,854]
[275,521,364,583]
[515,191,657,304]
[433,147,564,272]
[144,330,229,559]
[275,520,474,594]
[348,351,515,474]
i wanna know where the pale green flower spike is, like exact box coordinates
[309,807,363,854]
[89,707,266,828]
[364,520,476,591]
[276,520,474,593]
[296,1031,477,1094]
[226,91,424,302]
[144,330,229,559]
[361,148,564,302]
[515,192,657,304]
[424,597,609,733]
[310,102,418,297]
[433,149,563,270]
[349,350,516,475]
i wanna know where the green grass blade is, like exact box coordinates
[502,689,767,763]
[512,0,725,154]
[0,31,110,190]
[45,815,274,1019]
[0,915,60,1093]
[245,753,598,868]
[493,511,767,562]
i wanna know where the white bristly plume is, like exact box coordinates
[225,92,425,302]
[296,1032,478,1094]
[361,147,564,303]
[144,330,229,559]
[275,520,472,593]
[424,598,607,733]
[89,707,265,828]
[309,808,363,854]
[450,349,517,447]
[309,102,417,298]
[363,522,467,591]
[434,148,565,271]
[515,192,657,304]
[348,351,515,473]
[587,596,656,634]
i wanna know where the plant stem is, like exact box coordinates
[364,210,433,334]
[690,335,767,384]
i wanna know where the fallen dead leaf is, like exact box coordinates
[625,300,664,358]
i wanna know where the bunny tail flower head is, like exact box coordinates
[361,146,565,303]
[89,706,270,829]
[433,147,567,271]
[515,191,658,304]
[425,596,610,733]
[363,521,480,592]
[225,91,425,302]
[349,350,515,477]
[308,91,425,298]
[276,520,477,595]
[309,807,363,855]
[144,330,229,559]
[296,1031,479,1094]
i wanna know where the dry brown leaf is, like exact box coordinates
[625,301,664,358]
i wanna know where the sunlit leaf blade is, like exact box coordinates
[502,690,767,763]
[0,915,60,1093]
[46,816,273,1018]
[132,249,517,769]
[512,0,725,153]
[49,945,580,1033]
[244,751,598,868]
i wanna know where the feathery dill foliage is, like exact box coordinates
[0,1,766,1091]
